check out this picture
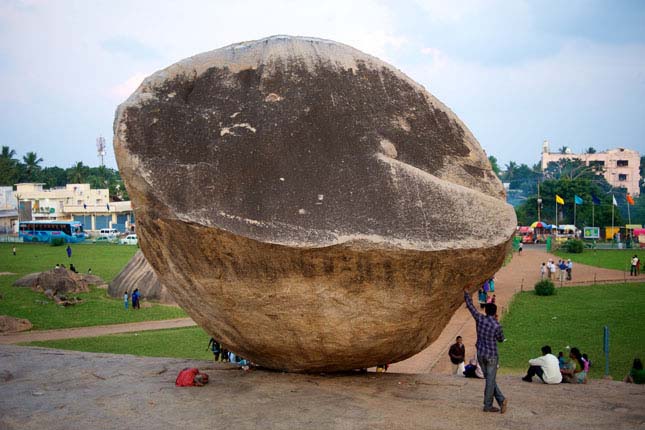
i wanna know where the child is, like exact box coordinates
[123,292,129,310]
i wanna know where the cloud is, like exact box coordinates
[109,72,148,100]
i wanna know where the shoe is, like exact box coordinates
[500,398,508,414]
[522,376,532,382]
[483,407,500,413]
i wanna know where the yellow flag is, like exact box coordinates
[555,195,564,205]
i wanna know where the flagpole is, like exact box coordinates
[628,198,631,225]
[555,200,558,231]
[592,203,595,228]
[574,200,577,228]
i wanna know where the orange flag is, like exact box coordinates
[627,194,635,205]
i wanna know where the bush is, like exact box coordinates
[534,279,556,296]
[50,237,65,246]
[561,239,584,253]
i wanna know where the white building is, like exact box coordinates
[12,183,134,233]
[0,186,18,233]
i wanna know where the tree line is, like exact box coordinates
[0,146,128,201]
[489,154,645,228]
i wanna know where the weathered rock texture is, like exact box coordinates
[0,316,32,333]
[114,35,517,372]
[108,251,175,304]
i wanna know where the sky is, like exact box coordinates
[1,0,644,171]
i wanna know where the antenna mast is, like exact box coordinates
[96,136,106,167]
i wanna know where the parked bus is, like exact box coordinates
[19,221,86,243]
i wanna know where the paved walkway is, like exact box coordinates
[0,317,196,345]
[390,246,645,374]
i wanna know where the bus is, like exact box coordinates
[19,221,86,243]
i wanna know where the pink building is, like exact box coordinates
[540,141,641,196]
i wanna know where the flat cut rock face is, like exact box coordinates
[114,35,516,372]
[108,251,175,304]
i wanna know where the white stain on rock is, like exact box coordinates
[220,123,257,137]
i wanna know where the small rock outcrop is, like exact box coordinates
[114,35,516,372]
[108,251,175,304]
[0,316,32,333]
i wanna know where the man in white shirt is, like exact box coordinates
[522,345,562,384]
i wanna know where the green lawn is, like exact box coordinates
[555,248,643,272]
[0,243,186,330]
[25,326,213,360]
[499,282,645,380]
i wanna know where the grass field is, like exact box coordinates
[0,243,186,330]
[555,248,643,272]
[25,326,213,360]
[499,282,645,380]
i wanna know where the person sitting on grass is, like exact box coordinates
[522,345,562,384]
[561,347,587,384]
[623,358,645,384]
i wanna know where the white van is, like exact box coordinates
[120,234,138,246]
[99,228,119,239]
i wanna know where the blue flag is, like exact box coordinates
[574,195,583,205]
[83,203,87,210]
[592,195,601,205]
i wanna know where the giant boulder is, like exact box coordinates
[114,35,516,372]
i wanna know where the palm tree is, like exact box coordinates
[1,146,17,160]
[0,146,19,186]
[22,151,43,181]
[558,146,569,154]
[586,147,597,154]
[68,161,88,183]
[504,161,518,181]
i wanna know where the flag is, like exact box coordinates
[592,195,601,205]
[612,195,618,206]
[83,203,87,210]
[555,195,564,205]
[574,195,583,205]
[106,204,110,211]
[627,194,635,205]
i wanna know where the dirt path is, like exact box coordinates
[391,246,645,374]
[0,318,196,345]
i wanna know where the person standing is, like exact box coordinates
[66,245,72,260]
[631,255,639,276]
[123,292,129,310]
[522,345,562,384]
[12,246,16,256]
[518,242,523,255]
[566,259,573,281]
[540,262,546,279]
[449,336,466,375]
[464,287,508,414]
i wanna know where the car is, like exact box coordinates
[120,234,138,245]
[93,236,112,244]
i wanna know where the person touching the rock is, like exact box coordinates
[464,286,508,414]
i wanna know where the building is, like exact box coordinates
[0,186,18,234]
[11,183,134,233]
[540,141,641,196]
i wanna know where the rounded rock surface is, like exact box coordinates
[114,35,516,372]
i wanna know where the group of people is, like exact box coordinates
[207,338,251,368]
[477,278,496,309]
[522,346,589,384]
[459,284,644,415]
[540,259,573,281]
[123,288,141,310]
